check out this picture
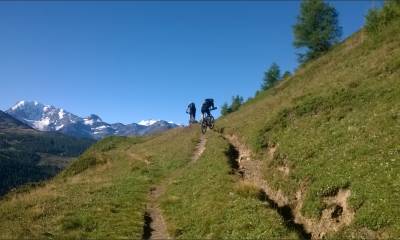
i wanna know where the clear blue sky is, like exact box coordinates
[0,1,377,124]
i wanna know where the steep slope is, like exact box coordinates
[216,20,400,238]
[0,110,94,196]
[0,110,33,130]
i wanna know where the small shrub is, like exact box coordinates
[62,215,97,232]
[62,216,83,230]
[365,2,400,35]
[365,8,381,34]
[221,95,244,116]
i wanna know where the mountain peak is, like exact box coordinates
[83,114,103,125]
[6,100,79,132]
[138,119,159,126]
[87,114,102,121]
[11,100,27,110]
[10,100,48,111]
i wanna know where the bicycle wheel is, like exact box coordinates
[201,120,207,134]
[209,116,215,129]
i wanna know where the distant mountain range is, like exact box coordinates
[6,101,181,139]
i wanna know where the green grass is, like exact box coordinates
[0,127,200,239]
[160,132,298,239]
[61,136,145,177]
[216,20,400,238]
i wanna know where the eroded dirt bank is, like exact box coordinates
[224,134,354,240]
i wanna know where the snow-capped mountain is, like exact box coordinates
[6,101,181,140]
[138,119,159,126]
[7,101,81,131]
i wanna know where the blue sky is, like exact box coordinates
[0,1,377,124]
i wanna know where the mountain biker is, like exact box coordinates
[201,98,216,120]
[186,102,196,124]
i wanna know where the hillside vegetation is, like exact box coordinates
[0,127,199,239]
[216,16,400,238]
[0,7,399,240]
[0,111,94,196]
[160,132,299,239]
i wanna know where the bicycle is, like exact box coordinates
[200,107,217,134]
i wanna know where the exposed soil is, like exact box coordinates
[192,135,207,162]
[143,186,170,240]
[224,134,355,240]
[268,143,278,159]
[277,164,290,176]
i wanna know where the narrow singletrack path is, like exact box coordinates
[143,135,207,240]
[143,186,170,240]
[192,135,207,162]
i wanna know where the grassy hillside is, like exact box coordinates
[0,127,199,239]
[216,17,400,238]
[0,126,299,239]
[160,131,299,239]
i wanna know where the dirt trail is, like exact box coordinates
[192,135,207,162]
[224,134,354,240]
[143,135,207,240]
[142,186,170,240]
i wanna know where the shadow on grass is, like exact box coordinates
[142,211,153,240]
[224,144,240,174]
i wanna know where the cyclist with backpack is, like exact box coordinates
[201,98,216,120]
[200,98,217,133]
